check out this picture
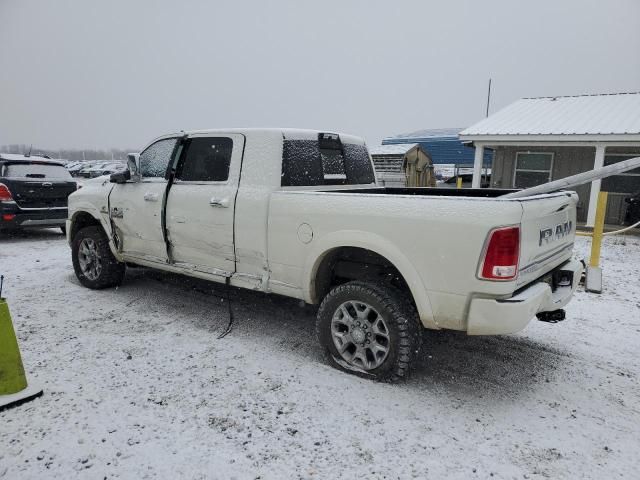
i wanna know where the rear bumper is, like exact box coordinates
[0,202,67,229]
[467,258,583,335]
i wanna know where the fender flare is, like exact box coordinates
[302,230,436,328]
[69,207,120,259]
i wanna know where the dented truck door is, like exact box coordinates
[164,133,245,276]
[110,136,178,263]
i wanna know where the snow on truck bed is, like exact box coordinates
[0,231,639,479]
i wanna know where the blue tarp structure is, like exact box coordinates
[382,128,493,166]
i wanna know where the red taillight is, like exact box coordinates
[2,214,15,221]
[480,226,520,281]
[0,183,12,201]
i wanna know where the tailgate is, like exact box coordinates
[517,192,578,287]
[6,179,77,208]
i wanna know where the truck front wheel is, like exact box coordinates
[72,226,125,289]
[316,281,421,382]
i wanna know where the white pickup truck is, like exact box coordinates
[67,128,582,381]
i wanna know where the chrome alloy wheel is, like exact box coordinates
[77,238,102,281]
[331,300,390,370]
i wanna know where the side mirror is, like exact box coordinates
[110,153,140,183]
[110,170,131,183]
[127,153,141,182]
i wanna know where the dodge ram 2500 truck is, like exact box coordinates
[67,128,582,381]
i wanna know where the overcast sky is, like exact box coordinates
[1,0,639,150]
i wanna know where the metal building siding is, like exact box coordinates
[492,146,595,222]
[382,136,493,165]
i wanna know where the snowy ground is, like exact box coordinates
[0,230,639,479]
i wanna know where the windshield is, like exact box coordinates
[2,163,73,180]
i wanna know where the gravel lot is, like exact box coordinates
[1,230,639,479]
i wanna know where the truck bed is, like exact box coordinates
[323,187,519,198]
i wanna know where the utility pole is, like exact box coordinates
[485,78,492,117]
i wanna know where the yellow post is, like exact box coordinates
[590,191,608,268]
[0,298,28,395]
[456,176,463,189]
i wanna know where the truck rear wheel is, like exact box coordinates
[316,281,421,382]
[72,226,125,289]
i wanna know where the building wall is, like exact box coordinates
[601,146,640,224]
[492,146,594,222]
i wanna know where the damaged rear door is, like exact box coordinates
[165,133,245,276]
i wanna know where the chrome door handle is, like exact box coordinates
[144,192,159,202]
[209,197,229,208]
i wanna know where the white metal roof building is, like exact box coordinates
[460,92,640,226]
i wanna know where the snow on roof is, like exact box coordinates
[460,92,640,138]
[369,143,419,156]
[385,128,463,140]
[0,153,61,164]
[150,128,366,146]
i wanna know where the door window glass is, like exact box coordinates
[177,137,233,182]
[139,138,178,178]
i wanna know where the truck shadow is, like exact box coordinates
[123,267,566,397]
[0,228,65,243]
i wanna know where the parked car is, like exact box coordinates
[84,162,126,178]
[74,161,108,178]
[66,162,88,176]
[0,153,78,234]
[624,191,640,226]
[66,129,582,381]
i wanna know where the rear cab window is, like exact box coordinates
[1,163,72,180]
[281,133,375,187]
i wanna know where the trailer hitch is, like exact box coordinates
[536,309,566,323]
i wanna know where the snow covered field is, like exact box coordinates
[1,230,639,479]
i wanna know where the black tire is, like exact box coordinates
[71,225,125,289]
[316,281,422,382]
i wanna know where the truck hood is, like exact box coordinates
[68,176,115,215]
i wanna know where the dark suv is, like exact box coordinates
[0,154,78,234]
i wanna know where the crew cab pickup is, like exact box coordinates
[67,129,582,381]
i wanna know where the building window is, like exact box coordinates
[601,154,640,194]
[513,152,553,188]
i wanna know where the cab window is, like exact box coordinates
[139,138,178,178]
[176,137,233,182]
[281,133,375,187]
